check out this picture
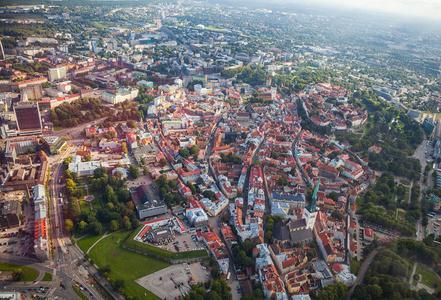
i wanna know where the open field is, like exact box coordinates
[415,264,440,289]
[41,272,52,281]
[77,233,104,253]
[0,263,39,281]
[88,230,169,300]
[80,200,90,214]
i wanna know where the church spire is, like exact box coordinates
[307,178,320,213]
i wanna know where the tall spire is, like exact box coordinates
[308,178,320,213]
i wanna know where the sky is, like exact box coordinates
[307,0,441,20]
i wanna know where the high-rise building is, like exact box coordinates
[13,101,42,135]
[48,67,67,82]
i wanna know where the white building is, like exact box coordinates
[101,87,139,104]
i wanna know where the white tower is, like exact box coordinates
[271,87,277,100]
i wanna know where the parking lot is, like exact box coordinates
[427,213,441,236]
[136,262,210,300]
[161,231,207,253]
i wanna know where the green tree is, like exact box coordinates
[121,142,128,154]
[110,220,119,231]
[129,165,139,179]
[211,266,221,279]
[65,219,74,235]
[12,269,24,281]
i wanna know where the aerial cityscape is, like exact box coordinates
[0,0,441,300]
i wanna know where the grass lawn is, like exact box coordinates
[91,197,102,211]
[72,285,88,300]
[350,259,361,276]
[41,272,52,281]
[77,233,104,253]
[80,201,90,214]
[400,179,410,186]
[0,263,39,281]
[88,230,169,300]
[397,210,406,219]
[415,264,440,288]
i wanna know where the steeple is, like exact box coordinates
[307,178,320,213]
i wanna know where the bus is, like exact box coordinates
[429,211,436,216]
[428,214,434,218]
[226,272,231,280]
[416,231,418,237]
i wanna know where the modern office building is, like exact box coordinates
[48,67,67,82]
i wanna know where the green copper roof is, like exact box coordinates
[307,178,320,213]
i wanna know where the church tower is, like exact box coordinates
[271,86,277,100]
[303,178,320,230]
[266,76,271,87]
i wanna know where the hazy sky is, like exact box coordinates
[312,0,441,20]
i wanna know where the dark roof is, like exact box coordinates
[273,222,290,242]
[290,228,313,243]
[271,191,305,203]
[288,219,306,230]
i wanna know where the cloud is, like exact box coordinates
[309,0,441,19]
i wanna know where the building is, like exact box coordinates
[48,67,67,82]
[41,136,66,155]
[0,292,22,300]
[423,117,435,133]
[13,101,42,135]
[68,155,101,176]
[0,201,21,228]
[101,87,139,104]
[33,184,49,261]
[134,184,167,219]
[364,227,374,242]
[186,207,209,227]
[5,138,38,165]
[302,179,320,230]
[270,191,305,209]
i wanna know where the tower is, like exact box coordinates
[303,178,319,230]
[266,76,271,87]
[271,86,277,100]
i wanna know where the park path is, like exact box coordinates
[86,229,124,254]
[409,262,417,285]
[347,248,382,299]
[86,230,110,254]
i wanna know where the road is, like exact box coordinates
[48,140,123,300]
[347,247,382,299]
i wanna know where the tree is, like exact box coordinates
[113,279,126,292]
[28,147,34,154]
[12,269,24,281]
[63,156,72,168]
[221,215,229,223]
[127,120,136,128]
[121,142,128,154]
[65,219,74,235]
[99,265,111,278]
[129,165,139,179]
[110,220,119,231]
[84,154,92,162]
[179,148,190,159]
[159,158,167,167]
[23,198,29,205]
[211,266,221,279]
